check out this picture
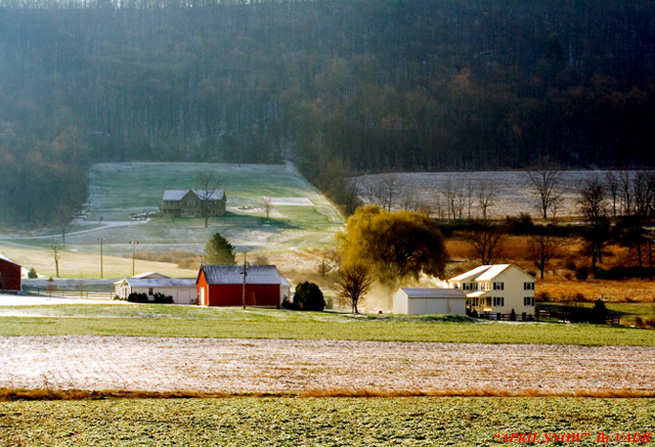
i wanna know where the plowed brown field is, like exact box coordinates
[1,336,653,397]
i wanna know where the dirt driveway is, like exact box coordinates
[0,336,653,397]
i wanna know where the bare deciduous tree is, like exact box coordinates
[429,190,447,220]
[604,171,619,219]
[526,167,563,219]
[364,174,406,212]
[444,179,466,220]
[465,221,504,265]
[618,171,633,216]
[578,176,609,272]
[528,232,559,279]
[262,196,273,219]
[195,169,220,228]
[465,179,475,219]
[632,171,655,217]
[50,239,63,278]
[337,263,373,314]
[476,179,496,220]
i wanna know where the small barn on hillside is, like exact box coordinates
[161,189,226,218]
[0,257,21,293]
[392,288,466,316]
[114,275,197,304]
[197,265,289,307]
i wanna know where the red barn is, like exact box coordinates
[197,265,287,307]
[0,257,21,293]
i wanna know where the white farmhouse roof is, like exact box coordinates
[132,272,171,279]
[475,264,512,281]
[401,288,466,299]
[449,265,496,282]
[449,264,534,283]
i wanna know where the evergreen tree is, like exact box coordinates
[204,232,236,265]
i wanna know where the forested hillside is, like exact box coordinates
[1,0,654,226]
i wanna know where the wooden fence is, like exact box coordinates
[22,288,115,301]
[475,310,620,325]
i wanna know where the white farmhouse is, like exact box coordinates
[448,264,536,319]
[392,288,466,316]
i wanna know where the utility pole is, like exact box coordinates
[241,252,248,309]
[129,240,139,276]
[98,238,104,279]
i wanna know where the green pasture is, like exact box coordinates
[87,162,339,221]
[1,397,653,446]
[0,305,652,346]
[0,162,343,278]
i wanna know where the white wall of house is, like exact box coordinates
[484,267,535,316]
[450,264,536,316]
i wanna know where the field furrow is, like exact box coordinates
[0,336,653,397]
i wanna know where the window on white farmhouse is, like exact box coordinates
[493,297,504,307]
[493,282,504,290]
[187,200,196,206]
[524,282,535,290]
[524,297,535,306]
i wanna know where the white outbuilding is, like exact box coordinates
[392,288,467,316]
[114,275,197,304]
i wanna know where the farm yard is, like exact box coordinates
[2,165,655,445]
[0,304,654,445]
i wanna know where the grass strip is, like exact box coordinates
[0,305,653,345]
[0,397,653,446]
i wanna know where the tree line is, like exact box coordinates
[1,0,655,226]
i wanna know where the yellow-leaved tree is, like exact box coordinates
[337,205,448,286]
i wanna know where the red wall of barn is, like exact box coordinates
[208,284,279,307]
[0,259,21,291]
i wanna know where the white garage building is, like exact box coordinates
[114,275,197,304]
[392,288,467,316]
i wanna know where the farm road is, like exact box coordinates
[0,337,653,397]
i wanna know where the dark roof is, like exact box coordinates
[163,189,225,201]
[201,265,283,285]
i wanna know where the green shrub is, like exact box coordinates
[575,266,589,281]
[127,292,149,303]
[27,268,38,279]
[153,292,173,304]
[293,282,325,311]
[588,299,609,324]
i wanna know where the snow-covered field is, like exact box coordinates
[0,336,652,397]
[356,170,642,219]
[0,293,112,307]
